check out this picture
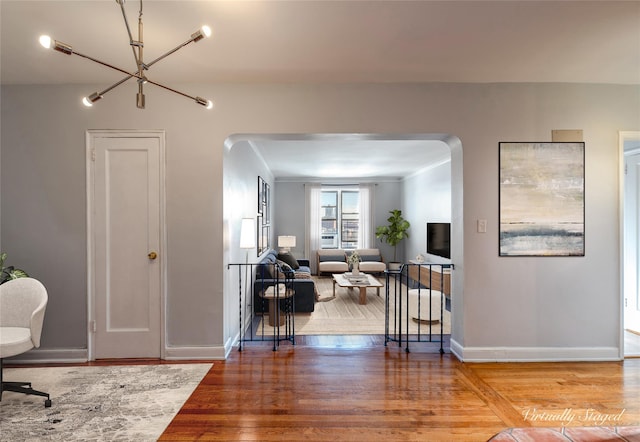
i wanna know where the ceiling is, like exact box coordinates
[249,136,452,180]
[2,0,638,179]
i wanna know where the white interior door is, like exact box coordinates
[88,130,164,359]
[624,151,640,334]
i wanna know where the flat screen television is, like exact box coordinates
[427,222,451,259]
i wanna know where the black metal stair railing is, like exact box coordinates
[227,262,295,351]
[385,263,453,354]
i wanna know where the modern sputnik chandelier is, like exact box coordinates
[39,0,213,110]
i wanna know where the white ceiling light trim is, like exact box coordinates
[39,0,213,110]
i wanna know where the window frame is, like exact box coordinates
[320,188,360,250]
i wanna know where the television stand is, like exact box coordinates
[407,261,451,296]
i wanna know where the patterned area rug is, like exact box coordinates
[257,275,451,335]
[488,426,640,441]
[0,363,212,442]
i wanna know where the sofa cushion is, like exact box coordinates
[277,251,300,270]
[355,249,382,261]
[262,251,278,265]
[359,261,386,272]
[318,253,346,262]
[295,270,311,279]
[319,262,349,273]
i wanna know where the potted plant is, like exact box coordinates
[375,209,410,270]
[0,252,29,285]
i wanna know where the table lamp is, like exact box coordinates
[278,235,296,252]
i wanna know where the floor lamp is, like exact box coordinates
[239,218,256,343]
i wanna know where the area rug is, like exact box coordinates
[257,276,451,335]
[488,426,640,441]
[0,363,212,442]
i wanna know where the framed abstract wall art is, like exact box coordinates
[499,142,585,257]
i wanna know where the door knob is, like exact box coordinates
[148,251,158,260]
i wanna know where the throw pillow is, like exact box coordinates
[277,251,300,270]
[274,260,294,279]
[277,260,292,272]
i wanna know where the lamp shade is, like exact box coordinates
[240,218,256,249]
[278,235,296,249]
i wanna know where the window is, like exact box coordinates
[321,189,360,249]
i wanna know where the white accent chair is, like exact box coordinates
[353,248,386,274]
[317,249,348,275]
[0,277,51,407]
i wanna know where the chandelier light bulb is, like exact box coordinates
[191,25,212,43]
[82,92,102,107]
[195,96,214,109]
[39,35,52,49]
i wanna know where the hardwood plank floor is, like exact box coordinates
[159,340,640,441]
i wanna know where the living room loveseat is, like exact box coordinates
[253,249,316,314]
[317,248,386,275]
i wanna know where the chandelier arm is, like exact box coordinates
[118,0,143,69]
[72,51,145,81]
[144,38,196,70]
[98,75,137,97]
[144,78,199,101]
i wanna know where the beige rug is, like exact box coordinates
[258,276,450,336]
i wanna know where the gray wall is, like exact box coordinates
[272,182,306,261]
[2,82,638,361]
[272,180,403,263]
[403,159,452,263]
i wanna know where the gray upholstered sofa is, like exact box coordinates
[253,249,316,313]
[317,248,386,275]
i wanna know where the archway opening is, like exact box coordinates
[223,133,463,351]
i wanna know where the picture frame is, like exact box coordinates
[499,142,585,257]
[257,176,264,215]
[257,176,271,254]
[262,225,270,254]
[256,215,266,256]
[264,182,270,225]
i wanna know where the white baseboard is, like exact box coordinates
[163,345,228,360]
[225,332,240,359]
[450,339,622,362]
[4,346,230,363]
[4,348,88,364]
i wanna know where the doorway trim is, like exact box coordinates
[223,132,463,354]
[86,129,167,361]
[620,130,640,358]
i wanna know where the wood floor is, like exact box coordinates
[159,338,640,441]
